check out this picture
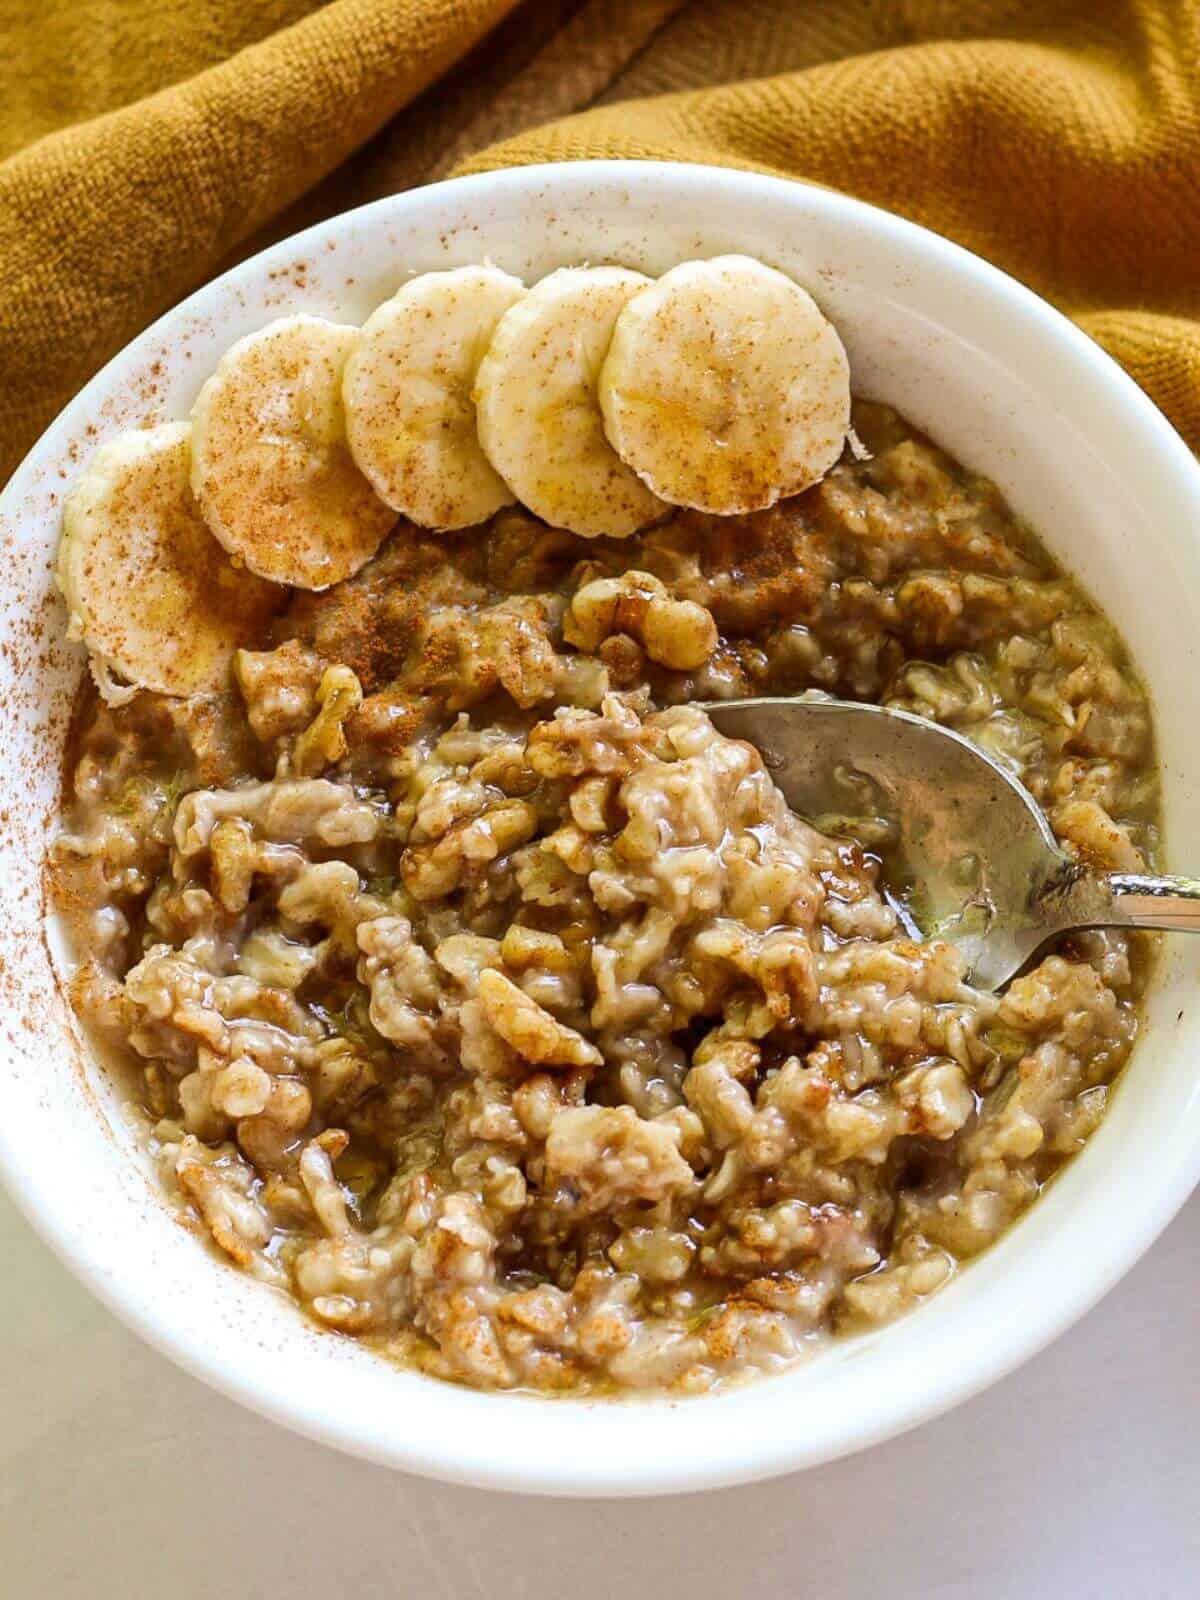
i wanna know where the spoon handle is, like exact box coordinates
[1044,871,1200,936]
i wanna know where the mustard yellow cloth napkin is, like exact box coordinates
[3,0,1198,487]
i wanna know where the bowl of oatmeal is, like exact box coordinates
[4,162,1200,1495]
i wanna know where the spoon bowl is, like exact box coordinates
[706,696,1200,989]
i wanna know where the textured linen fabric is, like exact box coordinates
[2,0,1198,485]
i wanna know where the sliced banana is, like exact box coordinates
[57,422,281,698]
[190,315,395,589]
[473,266,664,539]
[343,266,525,530]
[599,255,851,515]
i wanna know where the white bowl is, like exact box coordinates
[3,161,1200,1498]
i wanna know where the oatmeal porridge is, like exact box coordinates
[50,399,1156,1394]
[48,261,1157,1396]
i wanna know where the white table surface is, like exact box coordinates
[3,1181,1197,1599]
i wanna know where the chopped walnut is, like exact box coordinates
[477,969,602,1068]
[564,569,718,671]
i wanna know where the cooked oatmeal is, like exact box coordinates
[51,402,1157,1394]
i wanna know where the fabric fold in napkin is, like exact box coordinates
[3,0,1199,485]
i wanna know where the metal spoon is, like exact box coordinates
[704,696,1200,991]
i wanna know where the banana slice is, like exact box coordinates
[343,266,525,530]
[599,255,851,514]
[58,422,281,699]
[190,315,395,589]
[474,266,664,539]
